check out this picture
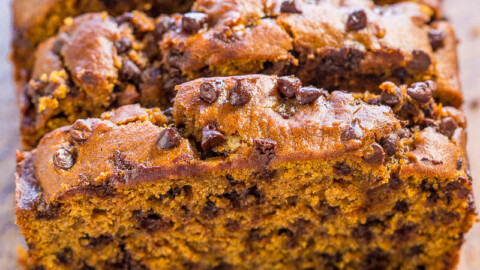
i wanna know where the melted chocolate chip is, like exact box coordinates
[53,149,75,170]
[347,9,367,31]
[406,50,431,71]
[133,211,172,233]
[280,0,302,14]
[113,150,136,171]
[182,12,208,34]
[55,247,73,264]
[199,81,221,103]
[120,60,141,82]
[333,162,352,176]
[229,80,251,106]
[115,37,132,54]
[70,120,93,143]
[157,127,182,150]
[363,143,385,164]
[341,119,363,141]
[277,76,301,98]
[253,138,277,166]
[201,125,225,151]
[380,134,399,157]
[202,200,219,219]
[296,87,324,105]
[393,200,409,213]
[428,29,446,51]
[379,82,402,107]
[407,81,435,104]
[439,117,458,138]
[457,157,463,170]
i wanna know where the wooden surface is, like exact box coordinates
[0,0,478,269]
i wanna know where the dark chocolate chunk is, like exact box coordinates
[407,81,435,104]
[182,12,208,34]
[380,134,399,157]
[55,247,74,264]
[439,117,458,138]
[352,224,372,242]
[333,162,352,176]
[380,82,402,107]
[363,143,385,164]
[70,120,93,143]
[406,50,431,71]
[457,157,463,170]
[428,29,446,51]
[341,119,363,141]
[229,80,251,106]
[202,200,219,219]
[162,107,173,117]
[115,37,132,54]
[393,200,409,213]
[157,127,182,150]
[154,17,176,39]
[120,60,141,82]
[253,138,277,166]
[53,149,75,170]
[133,211,172,233]
[199,81,221,103]
[277,76,301,98]
[347,9,367,31]
[420,157,443,165]
[296,86,324,105]
[201,125,225,151]
[280,0,302,14]
[115,12,134,24]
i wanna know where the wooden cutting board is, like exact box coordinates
[0,0,478,268]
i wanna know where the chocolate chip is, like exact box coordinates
[407,81,435,104]
[347,9,367,31]
[154,17,175,39]
[457,157,463,170]
[199,81,221,103]
[120,60,141,82]
[341,119,363,141]
[277,76,301,98]
[280,0,302,14]
[115,37,132,54]
[439,117,458,138]
[133,211,172,233]
[55,247,74,264]
[379,82,402,107]
[229,80,251,106]
[201,125,225,151]
[363,143,385,164]
[393,200,409,213]
[202,201,219,219]
[380,134,398,157]
[162,107,173,117]
[113,150,136,171]
[53,149,75,170]
[406,50,431,71]
[396,128,412,139]
[428,29,446,51]
[420,157,443,165]
[182,12,208,34]
[296,87,324,105]
[70,119,93,143]
[253,138,277,166]
[157,127,181,150]
[333,162,352,176]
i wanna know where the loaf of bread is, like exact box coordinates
[16,75,475,269]
[20,0,459,148]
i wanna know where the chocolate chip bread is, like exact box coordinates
[16,75,475,269]
[11,0,195,88]
[20,0,460,148]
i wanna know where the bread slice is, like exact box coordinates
[16,75,475,269]
[20,0,459,148]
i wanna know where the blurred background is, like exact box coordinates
[0,0,478,269]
